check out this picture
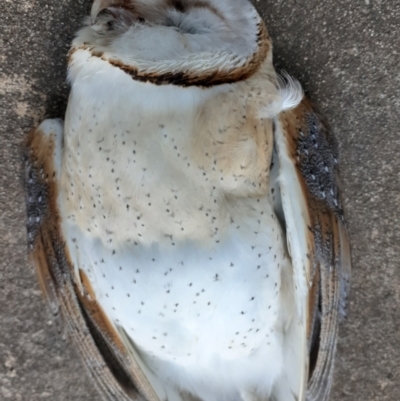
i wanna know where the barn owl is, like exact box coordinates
[24,0,351,401]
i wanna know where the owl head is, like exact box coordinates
[70,0,271,86]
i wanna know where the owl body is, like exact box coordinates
[61,39,295,400]
[25,1,351,401]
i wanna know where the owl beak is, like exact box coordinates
[91,0,124,24]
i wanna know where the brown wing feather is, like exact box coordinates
[279,98,351,401]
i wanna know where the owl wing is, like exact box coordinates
[24,120,187,401]
[273,97,351,401]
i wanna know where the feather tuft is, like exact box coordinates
[278,72,304,111]
[258,72,303,119]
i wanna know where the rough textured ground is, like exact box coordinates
[1,0,399,400]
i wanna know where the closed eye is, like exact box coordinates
[163,8,224,35]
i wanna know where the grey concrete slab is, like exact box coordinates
[1,1,399,400]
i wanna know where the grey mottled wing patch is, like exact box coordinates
[296,114,344,220]
[25,144,51,250]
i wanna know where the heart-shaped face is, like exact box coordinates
[70,0,270,88]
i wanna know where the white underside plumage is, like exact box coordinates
[64,199,292,401]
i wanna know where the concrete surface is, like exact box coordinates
[1,0,399,400]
